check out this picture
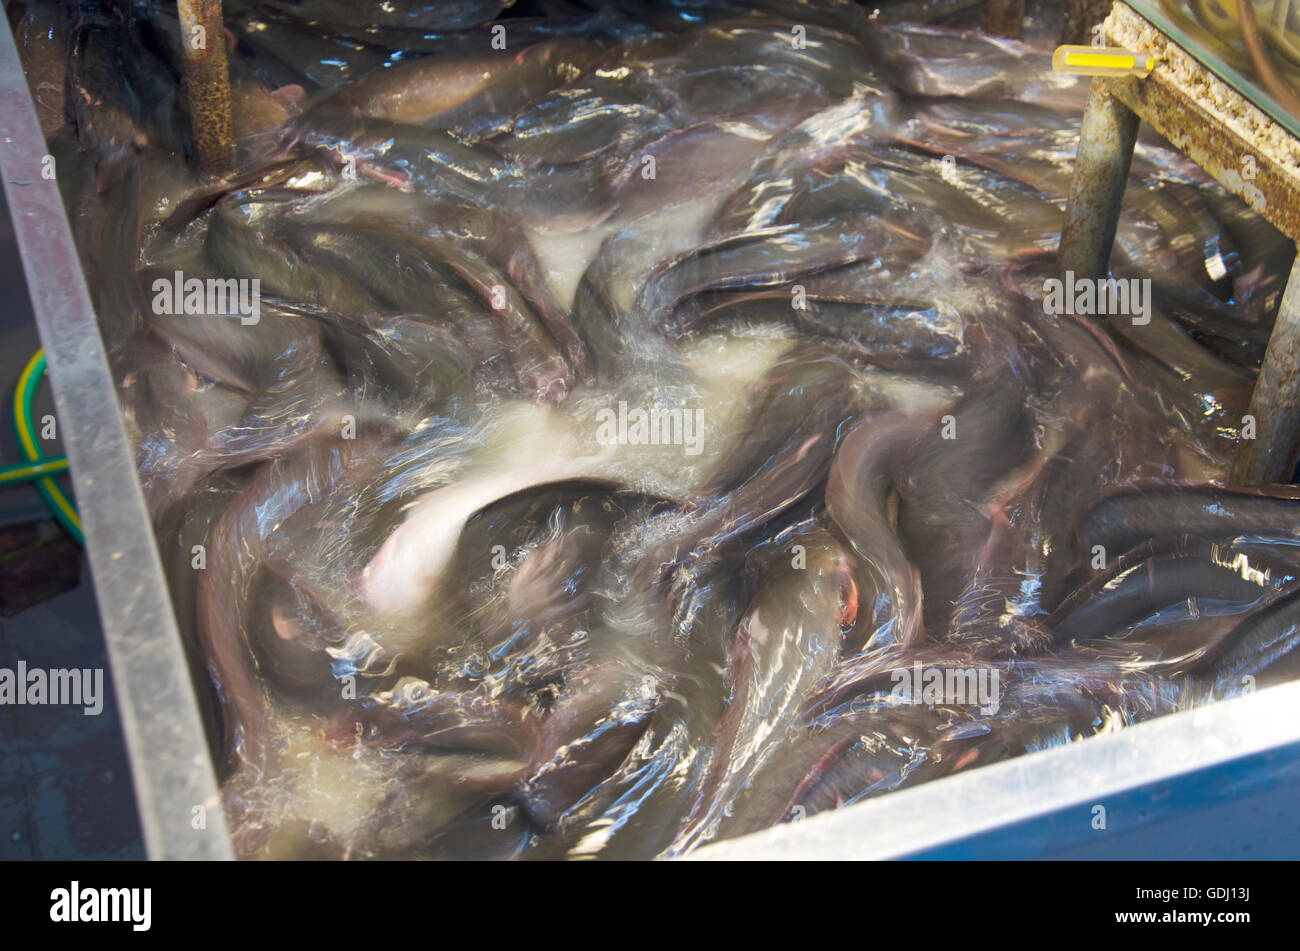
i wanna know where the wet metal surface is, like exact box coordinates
[693,678,1300,860]
[1234,256,1300,483]
[1059,79,1141,281]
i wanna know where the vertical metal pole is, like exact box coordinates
[1059,81,1140,281]
[1231,253,1300,485]
[177,0,235,179]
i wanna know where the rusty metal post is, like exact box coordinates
[1232,254,1300,485]
[1059,80,1140,281]
[982,0,1026,38]
[177,0,235,179]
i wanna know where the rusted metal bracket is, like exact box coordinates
[1060,1,1300,485]
[1103,5,1300,238]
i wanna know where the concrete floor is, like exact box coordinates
[0,183,145,859]
[0,579,144,859]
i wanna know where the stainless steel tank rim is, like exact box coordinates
[693,677,1300,860]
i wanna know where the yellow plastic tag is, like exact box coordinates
[1052,45,1157,78]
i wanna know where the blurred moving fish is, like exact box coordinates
[46,0,1300,860]
[669,525,858,854]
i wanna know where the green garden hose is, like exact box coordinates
[13,350,82,545]
[0,456,69,486]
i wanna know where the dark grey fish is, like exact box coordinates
[289,115,616,232]
[443,485,640,661]
[1050,540,1281,645]
[304,38,602,131]
[1079,486,1300,565]
[487,78,681,167]
[521,660,661,830]
[1192,586,1300,694]
[715,705,945,837]
[870,22,1087,110]
[225,8,393,91]
[260,0,505,32]
[666,345,866,573]
[274,221,570,400]
[207,186,384,317]
[641,218,923,340]
[260,297,476,414]
[827,411,929,651]
[896,369,1036,638]
[669,526,857,855]
[538,558,750,859]
[198,439,372,790]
